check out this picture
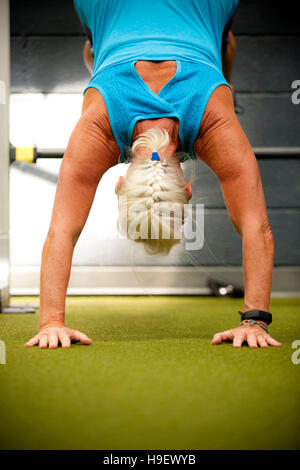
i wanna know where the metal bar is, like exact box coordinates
[0,0,10,311]
[36,148,65,159]
[253,147,300,157]
[10,146,300,164]
[1,3,36,314]
[36,146,300,159]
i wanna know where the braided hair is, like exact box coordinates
[116,127,189,255]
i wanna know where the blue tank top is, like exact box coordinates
[74,0,239,75]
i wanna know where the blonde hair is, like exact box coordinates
[116,126,189,255]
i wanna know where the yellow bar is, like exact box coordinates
[15,146,35,164]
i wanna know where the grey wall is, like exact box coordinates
[9,0,300,267]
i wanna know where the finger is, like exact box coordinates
[70,330,92,345]
[39,334,48,349]
[211,333,223,345]
[211,330,233,345]
[24,335,40,347]
[220,330,234,342]
[58,331,71,349]
[246,334,258,348]
[257,335,268,348]
[48,333,59,349]
[266,336,282,347]
[233,333,246,348]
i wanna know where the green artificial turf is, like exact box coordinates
[0,296,299,450]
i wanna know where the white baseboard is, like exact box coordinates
[7,265,300,296]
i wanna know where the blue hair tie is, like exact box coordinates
[151,152,160,161]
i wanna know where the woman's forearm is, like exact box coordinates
[242,224,274,312]
[212,223,281,348]
[39,232,75,328]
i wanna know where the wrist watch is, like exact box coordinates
[238,309,272,325]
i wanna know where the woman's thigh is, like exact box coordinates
[48,88,120,239]
[81,87,120,157]
[193,85,269,233]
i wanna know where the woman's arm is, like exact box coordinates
[25,89,120,348]
[194,85,281,348]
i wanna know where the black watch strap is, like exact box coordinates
[239,309,272,325]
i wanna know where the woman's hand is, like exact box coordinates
[211,323,281,348]
[24,325,92,349]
